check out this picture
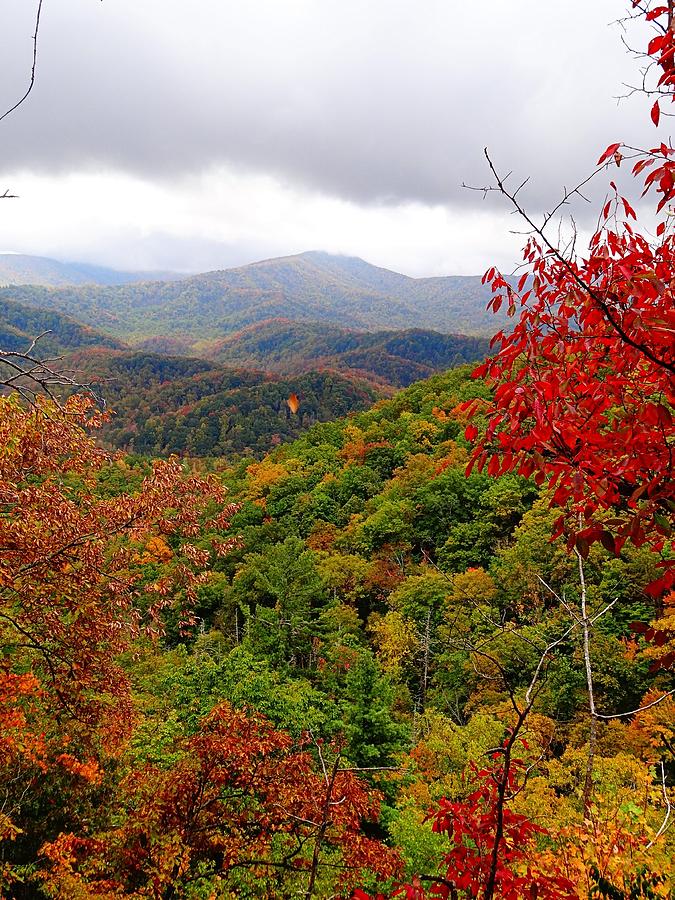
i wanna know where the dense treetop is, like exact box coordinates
[0,361,672,898]
[63,348,380,457]
[205,319,489,388]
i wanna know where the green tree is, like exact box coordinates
[234,536,329,668]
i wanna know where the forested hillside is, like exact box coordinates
[1,365,671,898]
[2,3,674,898]
[0,287,490,402]
[64,348,380,456]
[0,296,123,354]
[203,319,490,387]
[0,251,508,344]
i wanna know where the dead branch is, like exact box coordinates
[0,332,99,407]
[0,0,45,126]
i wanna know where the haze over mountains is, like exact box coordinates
[0,250,506,342]
[0,253,181,288]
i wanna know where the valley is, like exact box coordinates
[0,250,494,457]
[1,5,673,897]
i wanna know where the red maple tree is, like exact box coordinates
[463,1,675,597]
[354,751,575,900]
[42,702,402,899]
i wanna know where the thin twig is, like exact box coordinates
[0,0,45,126]
[595,688,675,720]
[646,761,672,849]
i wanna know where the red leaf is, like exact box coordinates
[597,142,621,166]
[621,198,636,220]
[600,531,617,554]
[651,100,661,127]
[576,537,590,559]
[646,7,668,22]
[648,34,667,54]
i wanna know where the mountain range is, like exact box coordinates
[0,251,507,343]
[0,250,499,456]
[0,296,123,355]
[199,318,490,388]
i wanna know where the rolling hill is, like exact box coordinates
[0,296,124,355]
[199,318,490,388]
[0,251,508,345]
[0,253,181,288]
[63,349,379,457]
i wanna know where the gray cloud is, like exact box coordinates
[0,0,655,212]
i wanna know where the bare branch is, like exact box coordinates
[0,333,100,408]
[480,147,675,376]
[596,688,675,720]
[0,0,45,126]
[646,761,673,849]
[576,550,597,816]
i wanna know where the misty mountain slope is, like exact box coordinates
[0,252,507,343]
[0,253,181,288]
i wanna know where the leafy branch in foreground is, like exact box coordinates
[0,395,238,892]
[462,1,675,598]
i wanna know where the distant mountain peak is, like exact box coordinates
[297,250,367,263]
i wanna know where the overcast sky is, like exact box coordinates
[0,1,657,276]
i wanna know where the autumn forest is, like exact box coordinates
[0,3,674,900]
